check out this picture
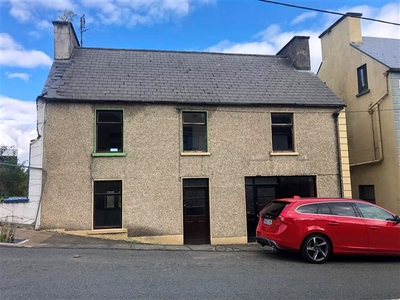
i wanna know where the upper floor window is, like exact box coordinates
[96,110,123,153]
[182,111,207,152]
[271,113,294,152]
[357,64,369,95]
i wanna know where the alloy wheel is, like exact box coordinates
[301,234,331,263]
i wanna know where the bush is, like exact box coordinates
[0,225,16,243]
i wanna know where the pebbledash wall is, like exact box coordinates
[39,100,342,244]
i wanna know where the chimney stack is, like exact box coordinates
[276,36,311,70]
[52,21,80,60]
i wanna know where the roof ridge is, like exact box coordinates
[76,47,280,58]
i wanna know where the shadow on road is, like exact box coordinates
[256,248,400,264]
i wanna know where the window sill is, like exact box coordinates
[92,152,126,157]
[270,151,299,156]
[356,89,370,97]
[181,152,211,156]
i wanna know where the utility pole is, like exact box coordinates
[80,14,90,46]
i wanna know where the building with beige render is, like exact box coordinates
[318,13,400,214]
[28,21,350,244]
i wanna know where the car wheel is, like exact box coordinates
[301,234,331,264]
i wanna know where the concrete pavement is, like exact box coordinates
[0,227,267,252]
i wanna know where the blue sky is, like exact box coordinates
[0,0,399,163]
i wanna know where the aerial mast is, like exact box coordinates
[80,14,90,46]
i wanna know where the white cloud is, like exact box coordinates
[4,0,214,29]
[0,33,52,68]
[361,3,400,38]
[291,12,317,25]
[205,39,276,55]
[7,0,76,22]
[0,96,37,164]
[5,72,30,81]
[204,2,399,73]
[82,0,212,26]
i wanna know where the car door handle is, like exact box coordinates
[328,222,339,226]
[370,226,380,231]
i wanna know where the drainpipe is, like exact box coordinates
[333,109,344,197]
[350,72,388,167]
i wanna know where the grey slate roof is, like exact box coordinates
[351,36,400,69]
[42,48,344,107]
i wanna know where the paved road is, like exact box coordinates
[1,247,399,300]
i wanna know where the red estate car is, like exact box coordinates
[256,197,400,263]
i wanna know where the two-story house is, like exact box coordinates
[318,13,400,214]
[28,21,349,245]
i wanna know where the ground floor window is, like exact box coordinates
[93,180,122,229]
[359,185,375,203]
[245,176,316,242]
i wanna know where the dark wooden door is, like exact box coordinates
[183,179,210,244]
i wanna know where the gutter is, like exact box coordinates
[350,72,388,167]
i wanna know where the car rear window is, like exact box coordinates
[261,201,289,219]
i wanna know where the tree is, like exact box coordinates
[58,10,77,22]
[0,146,28,201]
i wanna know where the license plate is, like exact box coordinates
[263,219,272,225]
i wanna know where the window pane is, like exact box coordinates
[278,176,316,198]
[328,202,357,217]
[357,64,368,93]
[254,177,278,185]
[183,178,208,187]
[297,204,318,214]
[95,181,122,194]
[359,185,375,203]
[98,111,122,123]
[183,124,207,151]
[272,126,293,151]
[272,114,292,124]
[183,112,205,124]
[356,203,394,221]
[97,124,123,152]
[318,203,331,215]
[261,202,288,219]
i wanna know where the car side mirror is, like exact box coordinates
[395,215,400,223]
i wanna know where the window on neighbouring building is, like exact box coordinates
[359,185,375,203]
[271,113,294,151]
[357,64,369,95]
[93,180,122,229]
[96,110,123,153]
[182,111,207,152]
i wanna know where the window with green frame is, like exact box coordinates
[271,113,294,152]
[95,110,123,153]
[182,111,207,152]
